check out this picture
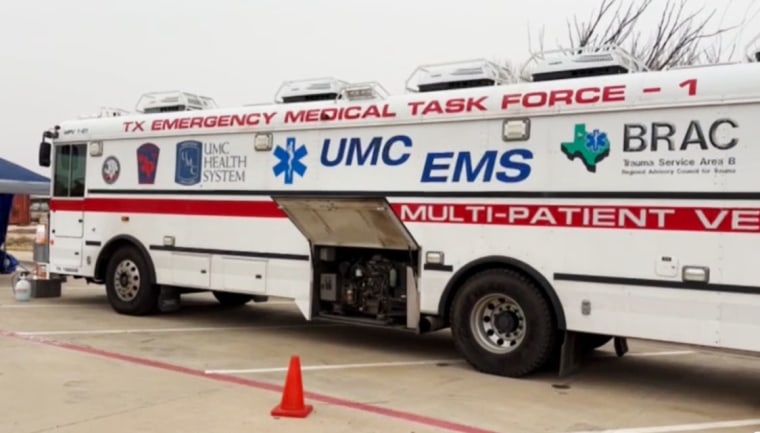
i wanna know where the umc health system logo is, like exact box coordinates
[561,123,610,173]
[273,137,308,185]
[175,140,202,185]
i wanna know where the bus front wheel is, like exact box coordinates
[105,246,159,316]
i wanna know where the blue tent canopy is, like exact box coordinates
[0,157,50,274]
[0,157,50,195]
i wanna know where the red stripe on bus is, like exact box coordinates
[50,198,285,218]
[393,203,760,233]
[49,198,760,233]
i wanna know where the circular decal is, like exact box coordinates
[102,156,121,184]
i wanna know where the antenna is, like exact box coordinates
[78,107,131,119]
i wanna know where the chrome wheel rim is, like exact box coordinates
[470,293,526,354]
[114,259,140,302]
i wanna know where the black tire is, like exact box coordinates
[212,291,254,306]
[105,245,159,316]
[450,268,558,377]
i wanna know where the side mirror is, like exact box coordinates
[38,141,51,167]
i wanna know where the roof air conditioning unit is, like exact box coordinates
[275,78,348,103]
[406,59,515,93]
[523,45,647,82]
[135,91,216,114]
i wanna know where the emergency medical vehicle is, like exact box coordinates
[36,43,760,378]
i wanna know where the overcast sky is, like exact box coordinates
[2,0,758,177]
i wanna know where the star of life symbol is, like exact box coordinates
[273,137,308,185]
[586,129,609,153]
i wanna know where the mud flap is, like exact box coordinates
[558,332,630,377]
[614,337,629,356]
[558,330,584,377]
[158,285,181,313]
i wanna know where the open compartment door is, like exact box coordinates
[274,196,422,331]
[272,196,419,251]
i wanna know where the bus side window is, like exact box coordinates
[52,143,87,197]
[69,144,86,197]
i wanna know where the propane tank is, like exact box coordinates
[13,273,32,302]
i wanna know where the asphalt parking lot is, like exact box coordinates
[1,273,758,433]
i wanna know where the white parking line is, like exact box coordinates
[627,350,696,357]
[0,304,71,308]
[205,359,465,374]
[596,350,696,358]
[567,418,760,433]
[15,323,343,336]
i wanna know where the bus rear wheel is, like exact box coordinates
[450,268,557,378]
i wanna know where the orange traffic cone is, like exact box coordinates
[271,355,313,418]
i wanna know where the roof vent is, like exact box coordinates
[275,78,348,103]
[522,45,648,82]
[135,91,217,114]
[406,59,515,93]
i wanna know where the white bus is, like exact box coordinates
[35,45,760,377]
